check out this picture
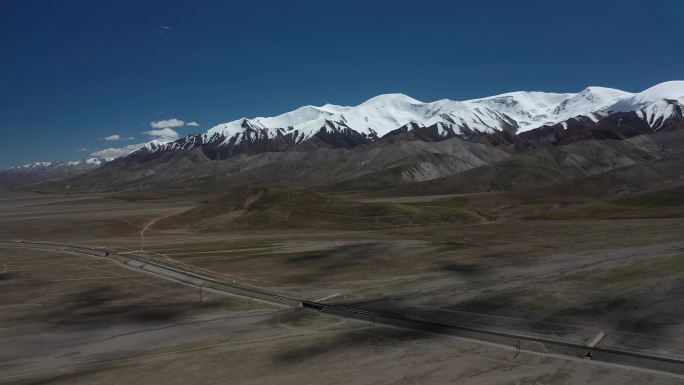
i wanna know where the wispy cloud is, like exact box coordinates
[156,25,171,34]
[150,118,185,129]
[76,147,89,152]
[90,143,145,160]
[142,127,180,141]
[89,118,192,160]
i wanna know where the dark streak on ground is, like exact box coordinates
[16,286,227,329]
[275,327,432,364]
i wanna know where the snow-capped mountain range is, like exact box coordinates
[0,158,108,187]
[5,81,684,191]
[6,81,683,174]
[131,81,684,159]
[10,158,105,170]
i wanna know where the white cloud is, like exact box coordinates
[186,121,200,127]
[150,118,185,129]
[76,147,89,152]
[156,25,171,34]
[88,124,182,160]
[88,119,188,160]
[89,122,180,159]
[90,143,145,160]
[142,127,180,141]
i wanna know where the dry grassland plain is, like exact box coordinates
[0,190,683,384]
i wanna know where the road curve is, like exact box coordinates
[2,239,683,376]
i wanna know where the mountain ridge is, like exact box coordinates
[5,81,684,194]
[125,81,684,162]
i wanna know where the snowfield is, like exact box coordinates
[104,80,684,160]
[201,81,684,148]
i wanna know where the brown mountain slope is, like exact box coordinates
[376,130,684,197]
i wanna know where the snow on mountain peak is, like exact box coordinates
[359,93,423,106]
[611,81,684,111]
[637,80,684,101]
[203,94,430,145]
[13,161,52,169]
[552,86,632,122]
[7,158,107,171]
[197,81,684,147]
[604,81,684,129]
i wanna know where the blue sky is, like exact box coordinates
[1,0,682,167]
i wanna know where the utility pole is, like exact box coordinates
[129,279,134,295]
[515,337,521,358]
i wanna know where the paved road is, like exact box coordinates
[2,239,683,376]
